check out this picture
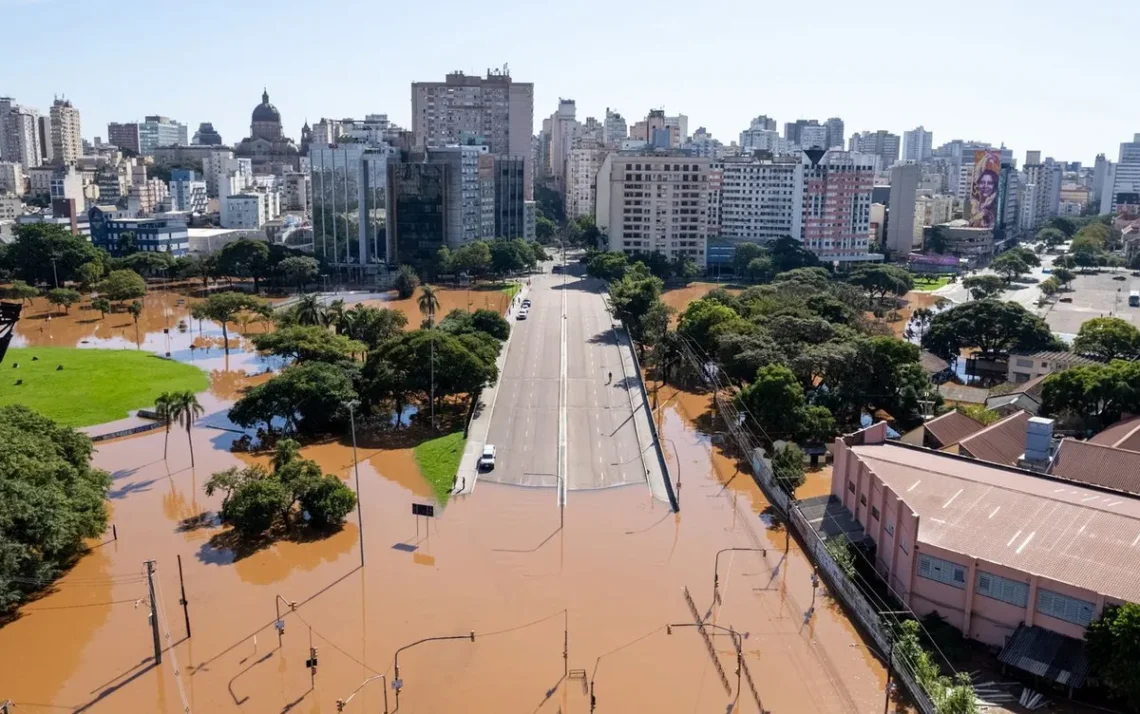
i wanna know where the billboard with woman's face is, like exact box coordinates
[968,150,1002,228]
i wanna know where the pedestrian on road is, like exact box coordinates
[608,371,612,384]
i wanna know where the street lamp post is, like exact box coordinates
[346,400,365,567]
[713,547,767,605]
[336,674,388,713]
[391,631,476,713]
[667,622,747,711]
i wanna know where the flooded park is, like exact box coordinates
[0,284,893,713]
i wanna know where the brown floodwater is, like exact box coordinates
[1,285,894,713]
[661,282,743,322]
[361,286,513,328]
[0,382,891,714]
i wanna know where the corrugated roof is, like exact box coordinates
[958,410,1031,466]
[851,442,1140,603]
[938,383,989,405]
[923,410,985,448]
[1049,439,1140,495]
[1012,351,1100,366]
[1089,415,1140,453]
[998,624,1090,688]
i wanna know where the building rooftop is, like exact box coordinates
[1011,350,1100,366]
[958,410,1032,466]
[850,441,1140,603]
[1088,415,1140,453]
[937,383,989,405]
[1049,438,1140,495]
[923,410,985,449]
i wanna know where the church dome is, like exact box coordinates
[252,89,280,124]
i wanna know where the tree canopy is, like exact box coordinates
[989,252,1030,283]
[961,274,1006,301]
[394,265,420,298]
[229,361,359,434]
[922,299,1063,360]
[1072,317,1140,361]
[1041,360,1140,430]
[1,223,101,286]
[198,291,266,353]
[97,269,147,303]
[847,265,914,301]
[252,325,365,363]
[1087,602,1140,711]
[0,405,111,612]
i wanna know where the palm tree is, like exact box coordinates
[324,298,346,332]
[154,392,176,460]
[170,391,205,468]
[294,294,324,326]
[128,300,144,345]
[417,285,441,327]
[272,438,301,472]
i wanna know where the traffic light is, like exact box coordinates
[306,647,319,669]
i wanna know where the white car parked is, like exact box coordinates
[478,444,496,470]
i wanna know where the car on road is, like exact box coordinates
[517,308,528,320]
[522,298,531,308]
[478,444,496,470]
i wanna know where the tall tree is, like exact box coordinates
[418,284,441,326]
[230,362,358,434]
[394,265,420,299]
[732,242,766,276]
[922,299,1063,360]
[847,265,914,302]
[252,325,365,363]
[279,256,319,292]
[1073,317,1140,361]
[46,287,81,314]
[91,296,111,318]
[990,252,1030,283]
[292,294,325,326]
[5,223,101,286]
[154,392,176,460]
[1086,603,1140,711]
[961,274,1006,300]
[97,269,147,304]
[198,292,266,354]
[217,239,270,293]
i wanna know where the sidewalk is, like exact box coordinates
[453,284,530,495]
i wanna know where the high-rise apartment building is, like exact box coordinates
[784,119,820,145]
[1091,153,1109,208]
[902,126,934,163]
[886,163,920,255]
[630,110,672,148]
[824,118,845,150]
[0,162,24,195]
[37,115,53,164]
[138,116,189,154]
[848,130,901,170]
[603,108,627,147]
[492,155,528,239]
[411,69,534,197]
[719,154,803,243]
[595,151,711,262]
[801,150,875,260]
[1020,158,1063,229]
[547,99,578,190]
[0,100,43,170]
[1107,135,1140,213]
[169,169,208,213]
[799,125,829,150]
[564,144,611,219]
[107,123,141,154]
[49,99,81,165]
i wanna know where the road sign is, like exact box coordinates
[411,503,435,518]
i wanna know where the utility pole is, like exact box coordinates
[883,631,895,714]
[347,401,365,567]
[145,560,162,664]
[176,554,191,639]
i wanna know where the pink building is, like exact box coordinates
[801,150,874,261]
[831,423,1139,658]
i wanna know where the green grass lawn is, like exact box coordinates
[0,347,208,427]
[413,430,466,505]
[911,275,952,292]
[499,282,521,301]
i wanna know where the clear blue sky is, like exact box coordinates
[2,0,1134,165]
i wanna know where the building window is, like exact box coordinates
[976,572,1029,607]
[1016,358,1033,368]
[847,480,855,494]
[885,522,895,536]
[1036,589,1094,626]
[918,554,966,589]
[899,539,908,555]
[871,506,880,520]
[859,494,867,507]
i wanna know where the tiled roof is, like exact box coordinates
[958,410,1031,466]
[851,442,1140,604]
[1049,439,1140,496]
[1089,415,1140,453]
[1011,374,1049,401]
[923,410,985,449]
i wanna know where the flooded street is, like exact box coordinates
[0,284,891,713]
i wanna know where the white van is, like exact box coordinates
[478,444,496,470]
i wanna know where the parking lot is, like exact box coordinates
[1040,270,1140,338]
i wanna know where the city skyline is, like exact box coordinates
[3,0,1136,164]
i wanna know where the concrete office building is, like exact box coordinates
[434,144,488,246]
[524,200,536,240]
[169,169,208,213]
[1020,159,1063,230]
[903,126,934,163]
[801,150,876,260]
[89,206,189,255]
[492,155,529,239]
[548,99,578,190]
[1106,135,1140,214]
[283,171,311,212]
[799,125,829,150]
[595,151,711,263]
[386,155,448,267]
[886,163,920,255]
[412,69,534,198]
[192,122,223,145]
[309,143,392,265]
[913,195,954,244]
[107,123,141,154]
[202,150,252,198]
[849,130,901,170]
[0,191,21,221]
[37,115,53,164]
[49,99,81,166]
[221,193,266,230]
[128,177,169,215]
[719,154,803,243]
[139,116,188,154]
[784,119,821,146]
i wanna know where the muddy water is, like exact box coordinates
[0,374,890,713]
[871,290,946,339]
[661,282,743,320]
[361,286,513,327]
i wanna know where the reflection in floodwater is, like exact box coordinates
[0,289,894,713]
